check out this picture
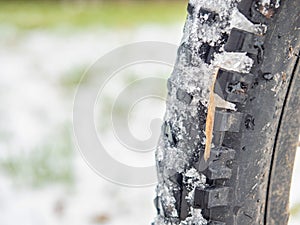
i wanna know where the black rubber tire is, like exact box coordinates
[154,0,300,225]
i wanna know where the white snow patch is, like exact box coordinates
[213,52,254,73]
[214,93,237,111]
[230,8,268,35]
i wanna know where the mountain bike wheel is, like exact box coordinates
[153,0,300,224]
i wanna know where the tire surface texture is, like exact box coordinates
[153,0,300,225]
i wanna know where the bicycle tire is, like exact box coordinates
[153,0,300,225]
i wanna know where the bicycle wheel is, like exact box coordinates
[153,0,300,224]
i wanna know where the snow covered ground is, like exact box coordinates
[0,24,299,225]
[0,24,182,225]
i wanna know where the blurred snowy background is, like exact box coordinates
[0,1,299,225]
